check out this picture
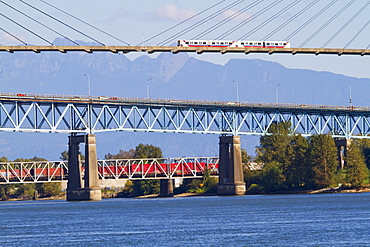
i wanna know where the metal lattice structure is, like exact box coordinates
[0,157,219,184]
[1,92,370,139]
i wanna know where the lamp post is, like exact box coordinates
[233,81,239,102]
[346,85,352,107]
[147,78,152,98]
[275,84,281,104]
[84,74,91,97]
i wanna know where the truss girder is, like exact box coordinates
[0,157,219,184]
[1,99,370,139]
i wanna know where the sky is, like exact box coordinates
[0,0,370,78]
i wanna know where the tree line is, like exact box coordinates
[245,122,369,193]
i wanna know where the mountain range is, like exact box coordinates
[0,38,369,160]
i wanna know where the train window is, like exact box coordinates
[194,42,198,44]
[241,42,244,45]
[266,43,270,45]
[203,42,206,44]
[221,42,224,45]
[212,42,215,45]
[229,42,232,45]
[258,43,261,45]
[283,43,287,45]
[249,42,253,45]
[190,42,193,44]
[275,43,278,45]
[186,42,189,44]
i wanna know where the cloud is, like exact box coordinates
[150,5,197,22]
[221,9,252,22]
[102,8,135,25]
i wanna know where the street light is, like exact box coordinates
[275,84,281,104]
[233,81,239,102]
[84,74,91,97]
[147,78,152,98]
[346,85,352,107]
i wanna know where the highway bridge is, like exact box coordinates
[1,92,370,139]
[0,45,369,56]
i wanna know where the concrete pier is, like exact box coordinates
[159,179,174,197]
[335,138,351,169]
[217,135,246,195]
[66,134,101,201]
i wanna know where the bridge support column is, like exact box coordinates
[66,134,101,201]
[217,135,246,196]
[335,138,351,169]
[159,179,174,197]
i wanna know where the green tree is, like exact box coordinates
[241,148,252,165]
[42,182,62,197]
[132,180,160,196]
[134,144,163,159]
[0,156,8,162]
[260,161,284,192]
[345,142,368,188]
[60,150,84,161]
[256,122,293,166]
[286,134,309,188]
[308,134,338,189]
[355,138,370,169]
[105,149,135,159]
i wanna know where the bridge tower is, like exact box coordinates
[217,135,246,195]
[66,134,102,201]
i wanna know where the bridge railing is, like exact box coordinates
[0,157,219,184]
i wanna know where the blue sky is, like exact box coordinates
[0,0,369,78]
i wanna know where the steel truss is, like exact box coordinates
[0,157,219,184]
[1,93,370,139]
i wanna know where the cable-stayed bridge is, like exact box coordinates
[0,1,369,53]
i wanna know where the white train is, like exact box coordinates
[178,40,290,48]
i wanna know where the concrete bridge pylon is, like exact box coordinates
[66,134,102,201]
[217,135,246,195]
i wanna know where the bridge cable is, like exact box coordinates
[299,0,355,48]
[192,0,263,40]
[0,12,53,45]
[239,0,302,40]
[216,0,283,40]
[326,1,370,49]
[157,0,244,46]
[137,0,226,46]
[344,20,370,49]
[285,0,338,41]
[39,0,130,46]
[262,0,320,40]
[19,0,105,46]
[0,0,79,46]
[0,27,28,45]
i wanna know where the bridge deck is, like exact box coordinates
[0,92,368,113]
[0,46,369,56]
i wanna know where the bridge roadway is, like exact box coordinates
[1,92,370,138]
[1,45,370,56]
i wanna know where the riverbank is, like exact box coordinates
[3,186,370,202]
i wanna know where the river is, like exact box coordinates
[0,193,369,246]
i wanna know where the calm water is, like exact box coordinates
[0,193,370,246]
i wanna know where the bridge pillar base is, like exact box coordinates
[66,188,102,201]
[159,179,174,197]
[217,182,246,195]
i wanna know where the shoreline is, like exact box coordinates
[3,186,370,202]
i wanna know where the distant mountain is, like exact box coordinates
[0,38,369,160]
